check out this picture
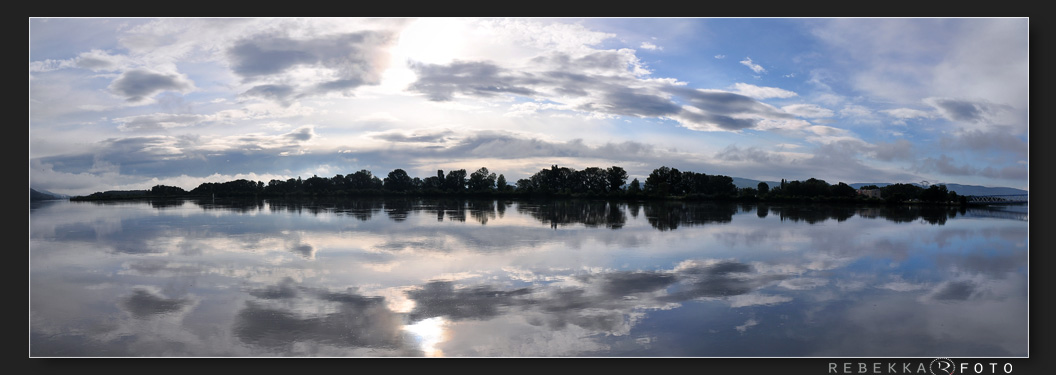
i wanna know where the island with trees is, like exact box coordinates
[70,164,966,205]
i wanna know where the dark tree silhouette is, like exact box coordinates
[384,169,413,192]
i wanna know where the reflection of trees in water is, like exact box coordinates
[755,204,967,225]
[771,205,855,224]
[384,198,413,222]
[854,205,965,225]
[964,206,1028,221]
[177,198,979,227]
[466,200,497,225]
[642,201,736,231]
[517,200,627,229]
[189,197,265,213]
[263,198,384,220]
[148,199,186,209]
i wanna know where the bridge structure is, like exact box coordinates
[965,194,1028,205]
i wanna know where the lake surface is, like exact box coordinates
[29,198,1028,357]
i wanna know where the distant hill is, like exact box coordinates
[849,182,1027,196]
[30,188,68,201]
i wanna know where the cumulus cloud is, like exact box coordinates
[739,57,765,73]
[108,69,195,102]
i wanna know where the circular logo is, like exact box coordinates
[930,358,956,375]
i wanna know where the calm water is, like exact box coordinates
[29,198,1028,357]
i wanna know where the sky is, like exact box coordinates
[29,17,1030,196]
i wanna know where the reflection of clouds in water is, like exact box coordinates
[727,294,792,307]
[403,259,794,341]
[31,200,1028,356]
[247,277,301,299]
[119,288,194,319]
[434,314,612,356]
[877,276,931,292]
[734,318,758,333]
[927,280,978,301]
[934,250,1027,278]
[406,281,532,322]
[233,279,411,354]
[778,277,828,290]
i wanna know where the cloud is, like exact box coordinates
[114,113,210,131]
[372,129,455,144]
[241,84,296,104]
[782,104,834,118]
[409,60,538,101]
[917,155,976,176]
[739,57,765,74]
[228,30,396,99]
[940,128,1027,159]
[838,104,878,123]
[75,49,128,71]
[714,54,726,59]
[811,18,1027,113]
[923,97,1012,124]
[880,108,935,120]
[868,139,915,161]
[408,54,790,133]
[639,42,661,51]
[729,83,798,99]
[108,69,195,102]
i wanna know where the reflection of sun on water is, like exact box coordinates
[403,317,447,357]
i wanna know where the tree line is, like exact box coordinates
[71,164,965,205]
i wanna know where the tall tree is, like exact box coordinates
[496,174,508,192]
[468,167,497,192]
[605,166,628,193]
[384,169,413,192]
